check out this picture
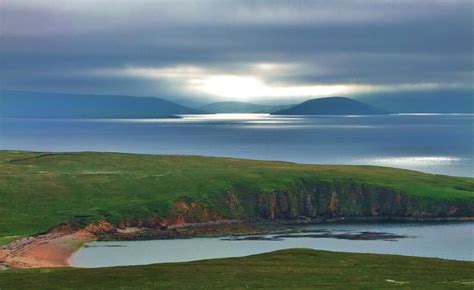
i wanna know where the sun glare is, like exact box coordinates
[188,74,356,100]
[104,65,375,101]
[189,75,266,100]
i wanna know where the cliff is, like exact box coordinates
[107,179,473,230]
[0,151,472,241]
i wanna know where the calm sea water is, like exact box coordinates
[69,222,474,267]
[1,114,473,176]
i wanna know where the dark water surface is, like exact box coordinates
[1,114,473,176]
[70,222,474,267]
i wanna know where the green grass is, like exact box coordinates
[0,249,473,289]
[0,236,21,246]
[0,151,473,243]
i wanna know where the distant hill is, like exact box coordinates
[356,89,474,113]
[200,101,293,113]
[0,90,206,118]
[272,97,388,115]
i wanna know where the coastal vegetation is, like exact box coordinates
[1,249,473,289]
[0,151,472,243]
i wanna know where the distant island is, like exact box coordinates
[200,101,293,113]
[0,90,206,118]
[356,89,474,113]
[3,90,471,118]
[272,97,389,115]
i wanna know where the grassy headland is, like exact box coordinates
[0,151,473,242]
[1,249,473,289]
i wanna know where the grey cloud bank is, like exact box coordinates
[0,0,472,105]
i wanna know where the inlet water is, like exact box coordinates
[70,222,474,268]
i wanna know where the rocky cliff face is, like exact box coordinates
[69,180,473,230]
[148,180,474,227]
[247,181,473,220]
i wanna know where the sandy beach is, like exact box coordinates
[0,230,94,269]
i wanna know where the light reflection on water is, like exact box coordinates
[1,114,473,177]
[356,156,467,173]
[363,156,463,166]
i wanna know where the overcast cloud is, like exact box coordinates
[1,0,472,104]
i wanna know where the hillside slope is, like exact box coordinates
[0,90,206,118]
[272,97,388,115]
[357,89,474,113]
[0,151,472,241]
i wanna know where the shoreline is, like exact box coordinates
[0,230,94,269]
[1,217,474,269]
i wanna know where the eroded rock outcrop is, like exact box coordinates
[247,180,474,220]
[61,180,473,230]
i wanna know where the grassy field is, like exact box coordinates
[0,249,473,289]
[0,151,473,243]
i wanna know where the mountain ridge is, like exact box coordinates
[0,90,207,118]
[272,97,389,115]
[357,90,474,113]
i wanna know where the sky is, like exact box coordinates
[1,0,473,105]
